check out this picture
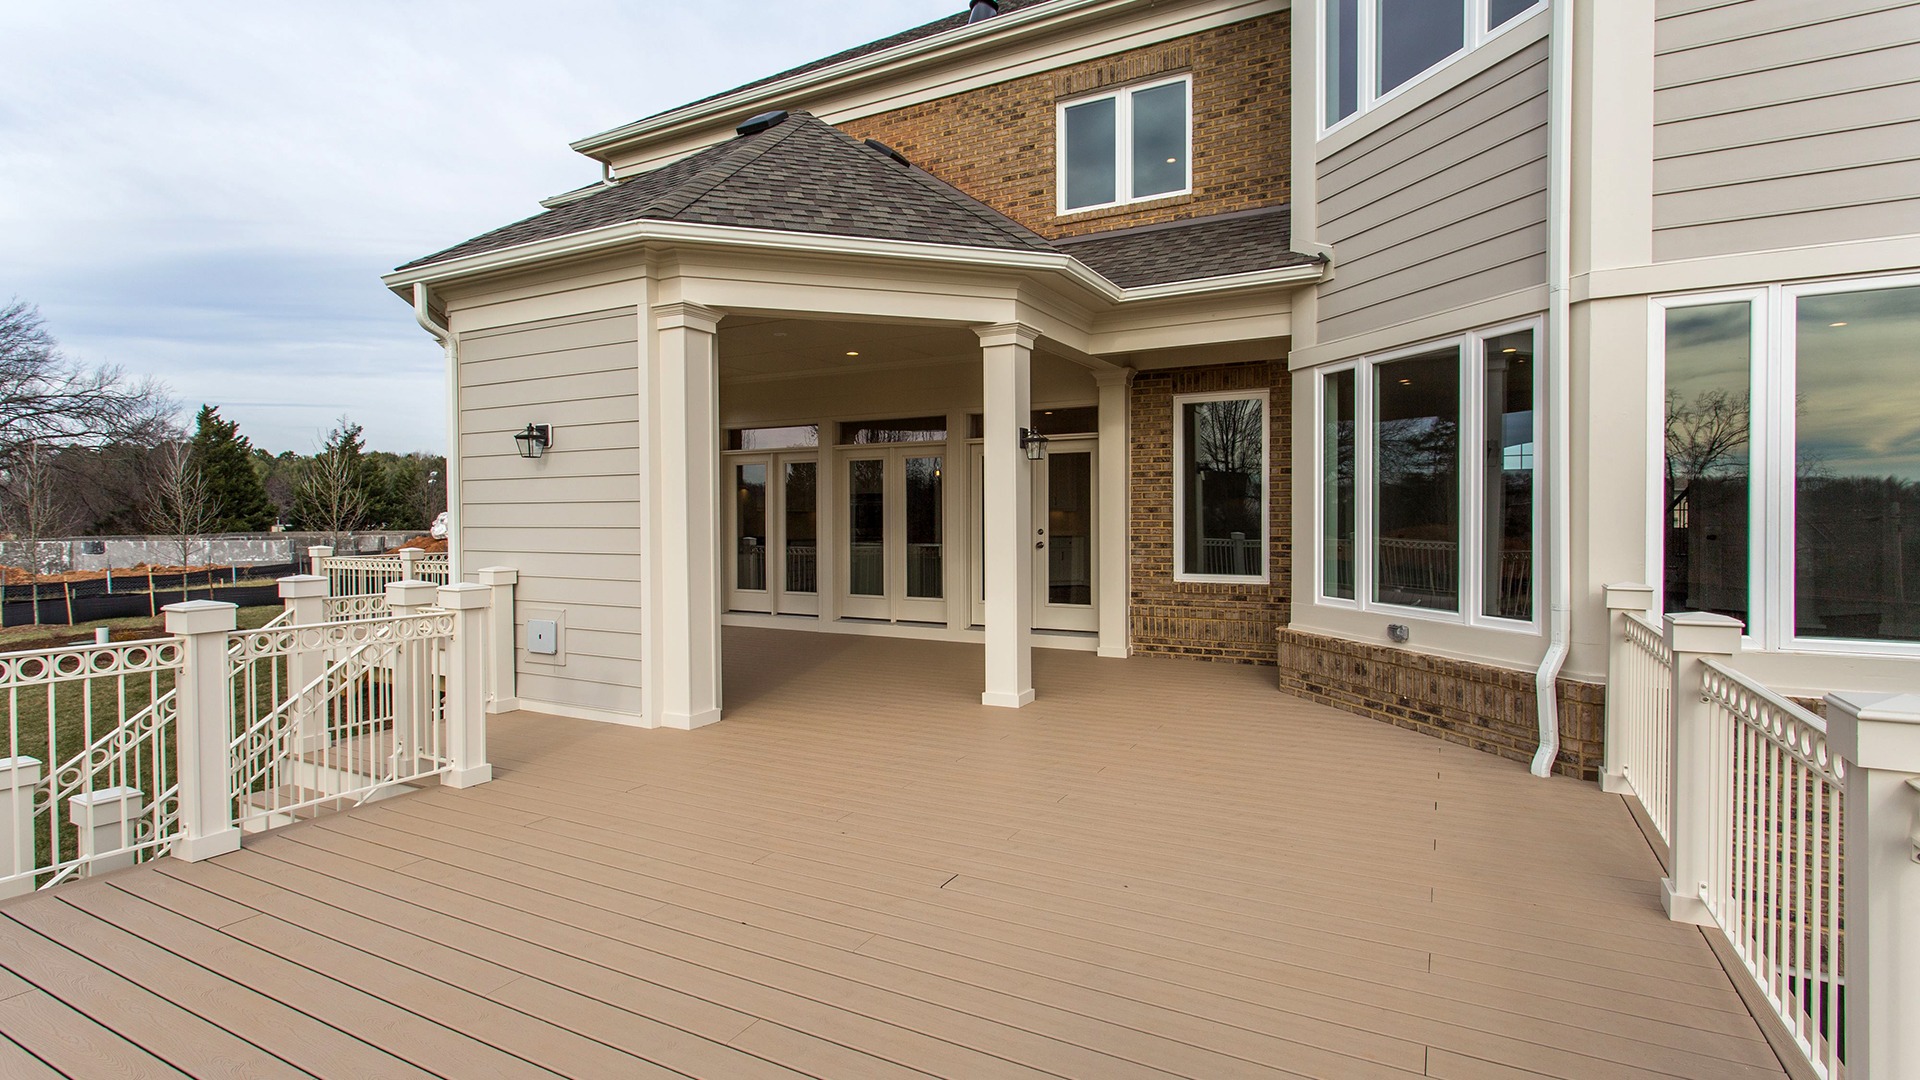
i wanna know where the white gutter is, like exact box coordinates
[412,282,463,583]
[383,218,1323,308]
[1531,0,1575,779]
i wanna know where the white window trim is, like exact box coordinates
[1314,319,1544,631]
[1319,0,1546,139]
[1172,388,1271,585]
[1651,272,1920,659]
[1055,73,1194,216]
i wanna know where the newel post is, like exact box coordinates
[69,787,145,876]
[164,600,241,862]
[475,567,518,713]
[1826,692,1920,1080]
[278,575,329,753]
[436,583,493,789]
[0,756,42,898]
[1601,583,1655,794]
[386,580,439,767]
[307,544,334,581]
[1661,611,1743,925]
[398,547,423,582]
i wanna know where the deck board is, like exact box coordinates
[0,627,1791,1079]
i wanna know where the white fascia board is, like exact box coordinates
[571,0,1130,160]
[381,219,1323,312]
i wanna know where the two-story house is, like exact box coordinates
[383,0,1920,779]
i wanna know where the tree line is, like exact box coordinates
[0,299,445,564]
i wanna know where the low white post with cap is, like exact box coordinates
[0,756,41,898]
[437,582,493,788]
[1660,611,1742,925]
[165,600,242,862]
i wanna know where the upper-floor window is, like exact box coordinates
[1057,75,1191,214]
[1322,0,1544,133]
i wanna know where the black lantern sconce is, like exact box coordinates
[1018,426,1048,462]
[514,423,553,459]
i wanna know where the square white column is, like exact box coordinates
[979,324,1037,708]
[1094,368,1133,659]
[649,302,725,730]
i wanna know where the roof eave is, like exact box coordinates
[382,219,1322,308]
[569,0,1132,163]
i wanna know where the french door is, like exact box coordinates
[968,438,1099,632]
[726,453,819,615]
[839,446,947,623]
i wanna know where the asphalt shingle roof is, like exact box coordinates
[1049,207,1317,288]
[396,112,1053,271]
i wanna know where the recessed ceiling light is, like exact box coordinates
[1166,157,1177,164]
[1830,322,1849,328]
[1502,348,1518,354]
[845,351,860,357]
[1398,378,1412,385]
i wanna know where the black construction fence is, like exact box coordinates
[0,561,302,628]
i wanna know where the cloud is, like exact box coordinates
[1,0,956,452]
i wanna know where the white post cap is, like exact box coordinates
[1827,692,1920,773]
[277,574,327,599]
[386,580,440,608]
[164,600,238,635]
[474,566,518,586]
[435,582,491,611]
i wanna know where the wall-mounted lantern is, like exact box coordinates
[514,423,553,459]
[1019,426,1049,461]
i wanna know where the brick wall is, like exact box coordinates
[837,13,1290,239]
[1128,359,1291,663]
[1274,629,1608,780]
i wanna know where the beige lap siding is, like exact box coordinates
[1128,359,1292,664]
[1275,628,1606,780]
[458,308,645,720]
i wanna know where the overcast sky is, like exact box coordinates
[0,1,953,454]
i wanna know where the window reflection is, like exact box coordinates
[1374,349,1460,611]
[1131,81,1187,198]
[1664,303,1751,627]
[1378,0,1464,96]
[1063,98,1117,210]
[1180,397,1266,577]
[1795,286,1920,642]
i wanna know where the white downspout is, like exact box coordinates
[1531,0,1575,779]
[412,282,462,582]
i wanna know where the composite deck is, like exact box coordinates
[0,627,1789,1079]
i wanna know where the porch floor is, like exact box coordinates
[0,628,1788,1079]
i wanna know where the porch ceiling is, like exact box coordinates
[719,315,1085,379]
[0,629,1787,1079]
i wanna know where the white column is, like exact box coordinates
[277,574,329,754]
[385,580,438,767]
[1600,582,1654,794]
[1660,611,1742,925]
[436,583,493,788]
[1094,368,1133,659]
[475,567,519,713]
[0,757,41,899]
[1826,692,1920,1080]
[307,545,334,585]
[647,302,724,730]
[979,324,1037,708]
[164,600,241,863]
[945,409,972,632]
[69,787,144,876]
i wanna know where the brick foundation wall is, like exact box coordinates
[1128,359,1290,663]
[1274,628,1607,780]
[837,13,1290,239]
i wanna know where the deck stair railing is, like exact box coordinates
[0,573,499,895]
[1605,582,1920,1078]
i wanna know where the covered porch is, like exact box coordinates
[0,628,1790,1078]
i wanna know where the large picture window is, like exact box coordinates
[1322,0,1543,132]
[1317,323,1539,625]
[1058,76,1190,213]
[1659,277,1920,651]
[1175,392,1269,581]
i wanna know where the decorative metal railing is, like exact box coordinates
[0,638,185,895]
[227,612,455,831]
[1619,611,1675,844]
[1698,661,1845,1079]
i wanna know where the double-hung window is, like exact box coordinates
[1058,75,1191,213]
[1174,391,1269,582]
[1657,275,1920,653]
[1322,0,1544,133]
[1318,322,1540,624]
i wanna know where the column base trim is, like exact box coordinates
[1661,879,1713,926]
[445,765,494,789]
[981,689,1036,709]
[175,828,242,863]
[1599,772,1632,794]
[1096,645,1130,659]
[662,707,724,730]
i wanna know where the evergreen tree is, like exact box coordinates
[291,417,371,537]
[187,405,274,531]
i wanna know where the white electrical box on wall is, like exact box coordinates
[528,619,559,656]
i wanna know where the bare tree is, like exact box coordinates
[0,300,172,463]
[296,441,368,549]
[1665,388,1751,515]
[147,442,221,570]
[0,442,82,623]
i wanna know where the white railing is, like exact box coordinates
[1617,609,1675,844]
[0,637,185,896]
[1201,534,1263,577]
[1698,660,1845,1079]
[228,609,455,830]
[0,573,499,893]
[786,544,817,594]
[324,594,391,622]
[317,548,450,596]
